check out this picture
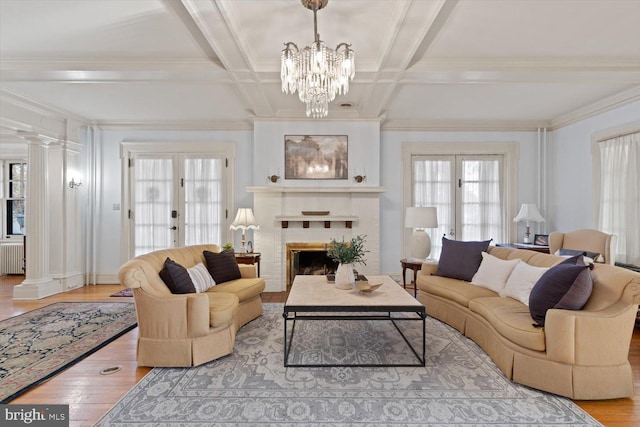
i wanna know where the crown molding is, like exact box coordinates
[381,119,548,132]
[412,58,640,72]
[94,120,253,131]
[0,89,89,124]
[550,86,640,130]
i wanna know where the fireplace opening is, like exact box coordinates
[286,242,338,289]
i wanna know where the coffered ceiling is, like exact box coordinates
[1,0,639,131]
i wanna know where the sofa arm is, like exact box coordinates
[239,264,257,278]
[134,290,210,339]
[420,261,438,276]
[545,302,637,366]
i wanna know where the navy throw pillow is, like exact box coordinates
[528,257,593,326]
[203,249,241,284]
[435,237,492,282]
[159,257,196,294]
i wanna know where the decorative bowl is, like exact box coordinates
[302,211,330,216]
[354,280,383,294]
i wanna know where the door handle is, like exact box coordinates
[169,226,177,230]
[449,228,454,236]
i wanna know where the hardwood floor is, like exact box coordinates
[1,274,639,426]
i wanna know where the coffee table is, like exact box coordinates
[283,275,426,367]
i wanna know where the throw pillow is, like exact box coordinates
[203,249,242,283]
[159,258,196,294]
[500,262,549,306]
[470,252,521,294]
[528,260,594,326]
[187,263,216,293]
[556,249,601,263]
[435,237,492,282]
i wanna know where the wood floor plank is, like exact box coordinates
[1,276,639,426]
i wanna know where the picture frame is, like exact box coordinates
[284,135,348,180]
[534,234,549,246]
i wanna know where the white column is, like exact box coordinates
[13,137,63,299]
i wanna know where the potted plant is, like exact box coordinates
[327,235,368,289]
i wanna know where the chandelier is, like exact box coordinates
[280,0,355,118]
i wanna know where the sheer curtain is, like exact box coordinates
[599,132,640,266]
[184,156,223,246]
[134,156,173,256]
[413,158,451,259]
[461,159,502,243]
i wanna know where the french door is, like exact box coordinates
[413,154,505,258]
[130,154,225,256]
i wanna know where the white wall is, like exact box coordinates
[547,100,640,232]
[86,129,253,283]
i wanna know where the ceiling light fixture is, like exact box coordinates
[281,0,355,118]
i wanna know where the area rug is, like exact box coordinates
[110,288,133,297]
[97,304,600,426]
[0,302,137,403]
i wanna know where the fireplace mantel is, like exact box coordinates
[247,186,386,194]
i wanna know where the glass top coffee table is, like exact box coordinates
[283,275,426,367]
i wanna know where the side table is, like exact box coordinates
[235,252,261,277]
[400,258,424,297]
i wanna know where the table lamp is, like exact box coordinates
[405,206,438,260]
[513,204,544,243]
[230,208,259,253]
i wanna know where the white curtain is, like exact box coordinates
[461,159,503,243]
[184,157,223,246]
[413,158,452,259]
[599,132,640,266]
[134,156,173,256]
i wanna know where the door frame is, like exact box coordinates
[120,141,235,264]
[401,141,519,258]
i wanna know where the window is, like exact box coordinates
[413,155,504,258]
[2,161,27,239]
[402,142,518,260]
[597,131,640,266]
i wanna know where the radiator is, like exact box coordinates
[0,243,24,275]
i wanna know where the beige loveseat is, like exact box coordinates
[118,244,265,367]
[417,245,640,400]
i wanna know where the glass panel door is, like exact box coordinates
[183,156,224,246]
[132,155,176,256]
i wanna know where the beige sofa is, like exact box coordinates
[549,228,617,265]
[417,245,640,400]
[118,244,265,367]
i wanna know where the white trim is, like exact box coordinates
[590,119,640,228]
[382,120,548,132]
[551,87,640,130]
[401,141,519,255]
[96,120,253,131]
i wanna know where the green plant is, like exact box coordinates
[222,242,233,250]
[327,235,368,265]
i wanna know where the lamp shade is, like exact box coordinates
[230,208,259,231]
[405,207,438,229]
[513,204,545,224]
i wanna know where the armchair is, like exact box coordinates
[549,229,617,265]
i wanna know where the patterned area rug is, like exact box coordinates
[97,304,601,426]
[0,302,137,403]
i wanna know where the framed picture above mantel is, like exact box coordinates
[284,135,348,180]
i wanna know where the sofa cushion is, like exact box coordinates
[159,258,196,294]
[471,252,521,294]
[418,275,498,307]
[528,258,594,326]
[208,277,265,302]
[469,297,546,351]
[203,249,241,283]
[500,262,549,306]
[435,237,492,282]
[206,292,239,328]
[187,263,216,293]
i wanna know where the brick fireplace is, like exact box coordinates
[249,186,385,292]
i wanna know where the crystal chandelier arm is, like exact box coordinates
[283,42,299,52]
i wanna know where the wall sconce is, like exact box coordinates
[353,169,366,183]
[267,171,280,183]
[68,178,82,189]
